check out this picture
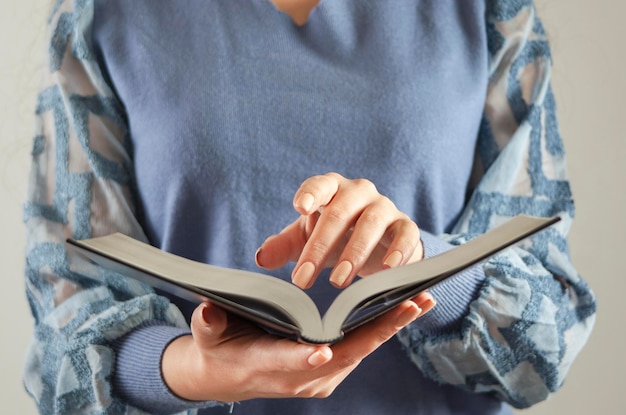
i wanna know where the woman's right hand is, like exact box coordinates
[162,296,433,403]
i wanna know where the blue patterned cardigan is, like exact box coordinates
[23,0,596,413]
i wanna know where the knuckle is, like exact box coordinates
[360,209,386,228]
[401,216,419,230]
[387,216,418,238]
[324,205,348,224]
[353,177,377,193]
[398,218,421,243]
[276,381,302,397]
[325,172,344,181]
[313,386,336,399]
[270,353,291,373]
[373,197,399,219]
[346,239,369,261]
[376,326,397,343]
[299,174,331,196]
[334,353,360,369]
[289,383,336,399]
[309,239,331,257]
[378,195,396,210]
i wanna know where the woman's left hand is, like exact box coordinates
[255,172,424,289]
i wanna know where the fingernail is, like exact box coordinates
[254,247,263,267]
[395,304,420,328]
[293,262,315,288]
[295,192,315,213]
[307,348,332,367]
[201,304,212,326]
[419,298,436,315]
[383,250,403,269]
[330,260,353,288]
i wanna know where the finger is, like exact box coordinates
[256,218,308,269]
[192,303,334,372]
[319,301,421,376]
[249,337,334,373]
[329,196,399,288]
[190,302,229,350]
[412,291,437,315]
[293,173,342,215]
[381,217,423,269]
[293,179,379,288]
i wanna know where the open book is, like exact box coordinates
[67,215,559,344]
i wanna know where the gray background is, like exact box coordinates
[1,1,622,413]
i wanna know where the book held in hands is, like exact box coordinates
[67,214,559,344]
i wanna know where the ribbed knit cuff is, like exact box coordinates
[111,322,223,414]
[414,231,486,334]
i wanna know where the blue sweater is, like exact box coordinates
[23,1,596,414]
[95,1,491,413]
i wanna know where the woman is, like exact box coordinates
[23,0,596,414]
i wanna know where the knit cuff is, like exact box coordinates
[413,231,486,334]
[111,322,223,414]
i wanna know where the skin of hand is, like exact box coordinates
[162,172,436,402]
[163,293,435,402]
[255,172,425,289]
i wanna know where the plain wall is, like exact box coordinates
[1,1,622,413]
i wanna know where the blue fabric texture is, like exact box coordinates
[23,0,596,414]
[111,323,217,414]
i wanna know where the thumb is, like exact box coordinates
[190,302,228,349]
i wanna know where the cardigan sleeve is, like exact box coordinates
[22,1,221,413]
[397,0,596,409]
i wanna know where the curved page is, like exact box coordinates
[68,233,326,341]
[320,215,560,340]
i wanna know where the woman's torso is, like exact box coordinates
[92,1,509,413]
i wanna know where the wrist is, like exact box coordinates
[162,334,207,401]
[111,324,216,413]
